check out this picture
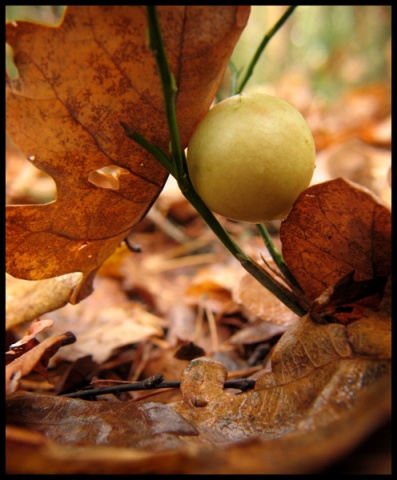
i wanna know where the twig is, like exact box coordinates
[61,374,256,399]
[236,6,298,93]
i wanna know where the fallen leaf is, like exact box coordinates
[174,341,206,361]
[186,279,233,314]
[310,270,388,317]
[6,392,198,448]
[5,424,191,475]
[279,178,391,306]
[54,355,99,395]
[36,276,166,364]
[6,6,250,303]
[173,312,390,442]
[228,321,287,346]
[314,139,391,206]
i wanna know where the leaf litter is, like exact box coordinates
[5,5,391,475]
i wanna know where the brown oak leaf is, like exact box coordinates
[6,6,250,303]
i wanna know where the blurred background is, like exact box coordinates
[6,6,391,98]
[229,5,391,100]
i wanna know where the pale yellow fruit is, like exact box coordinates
[186,92,316,223]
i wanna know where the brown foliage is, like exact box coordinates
[6,310,391,473]
[280,178,391,313]
[6,319,76,395]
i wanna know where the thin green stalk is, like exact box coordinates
[236,6,298,94]
[130,6,307,317]
[179,173,305,315]
[120,123,177,178]
[227,60,240,98]
[146,6,184,178]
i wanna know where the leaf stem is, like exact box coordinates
[120,122,177,178]
[236,6,298,94]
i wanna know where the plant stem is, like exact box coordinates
[236,6,298,94]
[146,5,185,179]
[128,6,307,318]
[227,60,240,98]
[120,123,177,178]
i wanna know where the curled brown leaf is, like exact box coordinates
[280,178,391,309]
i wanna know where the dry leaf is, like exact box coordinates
[228,321,287,346]
[310,270,388,317]
[6,392,198,448]
[6,318,54,363]
[280,178,391,306]
[6,6,250,303]
[173,312,390,442]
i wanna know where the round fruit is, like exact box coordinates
[186,92,316,223]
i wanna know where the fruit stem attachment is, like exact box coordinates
[236,6,298,94]
[123,6,307,318]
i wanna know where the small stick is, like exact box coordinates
[61,374,256,399]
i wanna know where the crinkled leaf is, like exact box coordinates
[6,394,198,448]
[280,178,391,306]
[6,318,54,364]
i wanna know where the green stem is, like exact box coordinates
[146,6,184,178]
[120,123,177,178]
[130,6,307,317]
[236,6,298,94]
[227,60,240,98]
